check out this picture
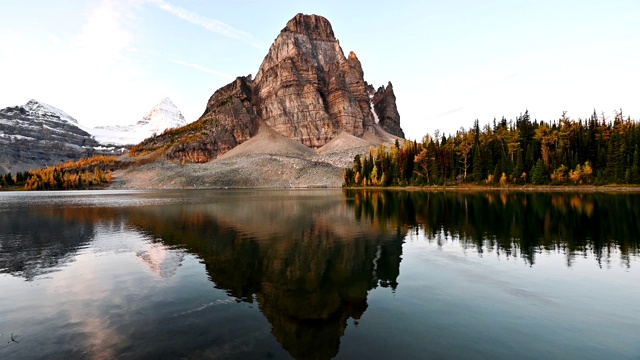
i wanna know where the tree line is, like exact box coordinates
[0,156,118,190]
[343,109,640,187]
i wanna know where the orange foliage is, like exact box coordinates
[21,155,118,190]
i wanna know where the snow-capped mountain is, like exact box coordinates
[136,97,187,131]
[88,97,187,146]
[0,99,115,175]
[21,99,80,125]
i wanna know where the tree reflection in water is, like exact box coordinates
[346,189,640,268]
[1,189,638,359]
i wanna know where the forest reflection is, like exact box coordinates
[2,189,639,359]
[346,189,640,267]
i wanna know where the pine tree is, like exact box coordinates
[472,147,484,183]
[492,164,500,184]
[524,143,536,176]
[353,154,362,175]
[531,159,548,184]
[632,145,639,184]
[514,148,524,179]
[4,173,14,186]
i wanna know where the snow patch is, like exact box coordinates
[86,97,187,145]
[370,101,379,124]
[0,133,36,141]
[22,99,79,124]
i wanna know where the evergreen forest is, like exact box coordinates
[343,110,640,187]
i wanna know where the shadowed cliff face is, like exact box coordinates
[134,13,404,162]
[372,82,405,138]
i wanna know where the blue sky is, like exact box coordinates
[1,0,638,139]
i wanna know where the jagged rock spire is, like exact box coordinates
[134,14,404,162]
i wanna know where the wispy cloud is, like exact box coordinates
[172,60,235,79]
[76,0,134,67]
[431,107,464,118]
[149,0,263,48]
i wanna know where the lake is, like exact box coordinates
[0,189,639,359]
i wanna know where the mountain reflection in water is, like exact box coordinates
[0,189,638,359]
[121,193,404,360]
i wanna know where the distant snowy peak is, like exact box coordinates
[89,97,188,146]
[0,99,121,175]
[136,97,186,131]
[22,99,79,124]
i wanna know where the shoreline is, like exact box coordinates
[342,184,640,193]
[4,180,640,193]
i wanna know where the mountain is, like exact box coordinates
[0,100,111,175]
[88,97,187,146]
[369,82,405,138]
[132,13,404,164]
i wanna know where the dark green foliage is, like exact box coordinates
[4,173,14,186]
[632,145,639,184]
[531,159,548,184]
[472,147,484,183]
[343,110,640,187]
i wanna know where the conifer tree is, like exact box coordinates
[4,173,14,186]
[632,145,639,184]
[531,159,548,184]
[472,147,484,183]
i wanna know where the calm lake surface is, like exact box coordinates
[1,189,639,359]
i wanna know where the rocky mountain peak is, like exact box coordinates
[21,99,79,124]
[0,100,106,175]
[282,13,335,40]
[134,13,404,162]
[372,82,405,138]
[137,97,186,129]
[253,13,390,148]
[87,97,188,146]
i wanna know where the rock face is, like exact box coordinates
[0,100,108,175]
[253,15,377,148]
[135,13,404,163]
[133,77,259,163]
[88,97,187,146]
[371,82,405,138]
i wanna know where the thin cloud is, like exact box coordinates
[172,60,235,79]
[431,107,464,118]
[76,0,134,67]
[149,0,263,49]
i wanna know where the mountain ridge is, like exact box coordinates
[131,13,404,165]
[0,97,187,175]
[2,14,405,189]
[0,99,105,175]
[89,97,187,146]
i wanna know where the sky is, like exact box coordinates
[1,0,639,139]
